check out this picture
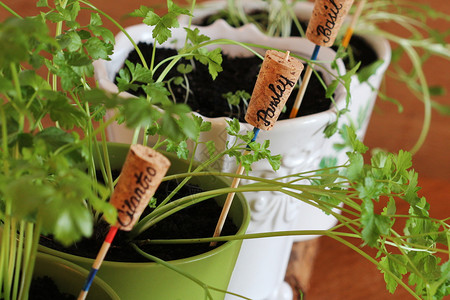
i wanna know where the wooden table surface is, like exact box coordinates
[305,0,450,298]
[296,0,450,298]
[1,0,448,299]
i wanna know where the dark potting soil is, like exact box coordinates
[40,179,238,263]
[29,276,75,300]
[200,10,378,71]
[118,43,332,121]
[332,35,378,70]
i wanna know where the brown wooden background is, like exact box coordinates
[1,0,448,299]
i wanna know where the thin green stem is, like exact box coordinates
[401,43,431,155]
[9,63,24,132]
[0,221,6,299]
[328,235,421,300]
[0,2,22,18]
[19,222,34,299]
[136,230,356,245]
[0,106,9,163]
[6,219,17,300]
[11,221,25,300]
[52,0,68,93]
[1,215,12,300]
[18,216,42,300]
[99,119,114,194]
[132,185,282,238]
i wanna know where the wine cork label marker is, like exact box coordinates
[289,0,354,119]
[211,50,303,246]
[78,145,170,300]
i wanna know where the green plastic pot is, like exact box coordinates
[34,252,119,300]
[41,142,250,299]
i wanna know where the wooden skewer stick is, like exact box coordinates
[211,50,303,246]
[284,50,291,60]
[342,0,366,48]
[78,226,118,300]
[289,45,320,119]
[289,0,354,118]
[210,129,259,247]
[78,145,170,300]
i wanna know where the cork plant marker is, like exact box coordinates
[211,50,303,246]
[78,145,170,300]
[289,0,354,119]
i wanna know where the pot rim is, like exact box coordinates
[40,142,250,267]
[94,19,348,129]
[35,252,120,299]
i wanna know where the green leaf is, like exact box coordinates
[356,176,384,201]
[0,18,54,67]
[64,51,91,66]
[50,205,92,246]
[339,125,368,154]
[34,127,81,159]
[393,150,412,175]
[177,63,193,74]
[143,11,161,26]
[46,12,65,22]
[82,88,123,108]
[116,66,136,92]
[7,175,53,220]
[165,139,178,153]
[383,197,397,216]
[130,5,153,18]
[122,97,160,128]
[361,199,379,246]
[428,85,445,96]
[176,141,189,159]
[178,113,199,140]
[37,0,48,7]
[379,255,408,293]
[324,120,338,138]
[153,24,172,45]
[43,91,87,129]
[205,140,216,158]
[391,47,404,63]
[431,100,450,116]
[267,154,282,171]
[167,0,191,16]
[405,170,421,205]
[206,48,223,80]
[357,60,384,83]
[226,118,241,136]
[58,30,82,51]
[159,112,181,141]
[196,116,211,132]
[84,36,112,60]
[19,70,51,91]
[142,81,171,104]
[130,62,154,83]
[88,25,115,45]
[344,152,364,181]
[90,12,103,26]
[65,1,81,22]
[326,79,339,98]
[184,27,210,45]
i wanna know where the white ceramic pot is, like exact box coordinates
[93,21,347,300]
[181,0,391,162]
